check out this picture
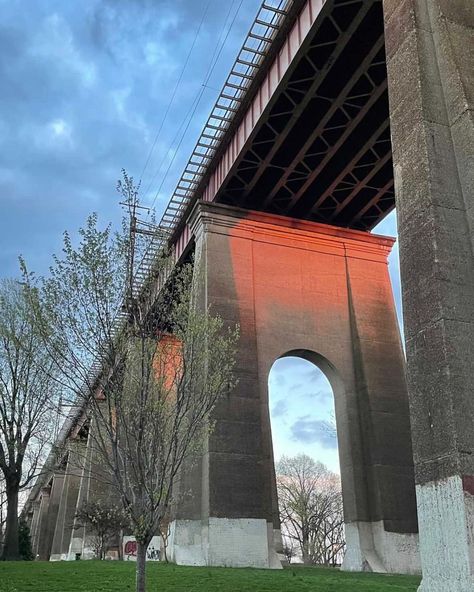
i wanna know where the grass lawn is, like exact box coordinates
[0,561,420,592]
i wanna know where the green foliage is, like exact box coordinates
[21,172,239,592]
[75,502,129,560]
[0,561,420,592]
[18,519,33,561]
[0,278,58,560]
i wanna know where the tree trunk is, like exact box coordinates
[136,541,148,592]
[160,525,169,563]
[2,481,20,560]
[301,530,310,565]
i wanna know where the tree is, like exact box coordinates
[276,454,345,566]
[26,173,238,590]
[18,517,34,560]
[0,279,58,560]
[282,540,297,564]
[0,478,6,556]
[74,501,129,560]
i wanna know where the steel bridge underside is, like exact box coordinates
[215,0,393,232]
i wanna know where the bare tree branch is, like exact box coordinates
[276,453,345,566]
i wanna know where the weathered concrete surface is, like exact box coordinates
[50,439,86,561]
[384,0,474,589]
[35,487,51,560]
[67,407,118,560]
[168,518,276,568]
[29,499,41,558]
[39,472,64,560]
[169,201,419,573]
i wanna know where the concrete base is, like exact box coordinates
[416,476,474,592]
[66,535,95,560]
[49,553,67,562]
[270,526,286,567]
[342,521,420,575]
[168,518,282,568]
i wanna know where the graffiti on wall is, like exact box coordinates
[123,536,161,561]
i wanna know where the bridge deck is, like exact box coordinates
[169,0,393,262]
[218,0,392,231]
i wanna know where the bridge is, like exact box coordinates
[25,1,474,590]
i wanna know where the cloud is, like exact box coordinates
[271,399,288,419]
[0,0,264,278]
[31,13,97,88]
[302,389,333,405]
[291,417,337,449]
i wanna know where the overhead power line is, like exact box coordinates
[145,0,245,213]
[138,0,213,187]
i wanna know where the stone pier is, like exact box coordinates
[168,201,419,573]
[384,0,474,590]
[50,439,87,561]
[67,404,119,560]
[34,487,51,560]
[40,472,65,561]
[29,499,41,558]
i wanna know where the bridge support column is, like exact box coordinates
[385,1,474,590]
[68,404,119,560]
[50,439,86,561]
[169,201,419,573]
[29,499,41,558]
[40,471,65,561]
[35,487,51,560]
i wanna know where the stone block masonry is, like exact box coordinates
[167,201,420,573]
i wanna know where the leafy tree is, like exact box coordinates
[0,279,57,560]
[74,502,129,560]
[277,454,345,566]
[26,172,238,591]
[18,517,33,560]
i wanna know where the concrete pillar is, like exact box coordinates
[68,404,119,560]
[24,507,34,531]
[168,201,419,573]
[68,421,95,560]
[50,439,87,561]
[29,499,41,558]
[35,487,51,560]
[40,471,65,560]
[384,1,474,590]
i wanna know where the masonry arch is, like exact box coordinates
[167,203,418,572]
[268,349,343,472]
[267,350,347,563]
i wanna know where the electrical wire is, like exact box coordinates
[138,0,214,187]
[146,0,245,213]
[130,0,245,294]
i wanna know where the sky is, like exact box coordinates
[0,0,402,475]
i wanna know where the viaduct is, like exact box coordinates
[24,1,474,591]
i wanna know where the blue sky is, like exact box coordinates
[0,0,402,473]
[0,0,264,276]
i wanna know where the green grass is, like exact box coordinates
[0,561,420,592]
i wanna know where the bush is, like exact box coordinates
[19,519,34,561]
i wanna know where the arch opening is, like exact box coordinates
[268,351,345,566]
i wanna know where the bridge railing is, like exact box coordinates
[157,0,294,238]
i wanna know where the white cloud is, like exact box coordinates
[30,13,97,88]
[50,118,69,137]
[48,118,73,147]
[269,357,340,473]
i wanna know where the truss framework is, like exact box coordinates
[219,0,394,231]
